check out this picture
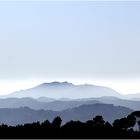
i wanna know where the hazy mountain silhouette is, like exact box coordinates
[73,96,140,110]
[0,95,140,112]
[38,100,100,111]
[0,96,140,111]
[37,97,55,102]
[92,96,140,110]
[3,81,122,99]
[59,103,133,124]
[36,96,140,111]
[0,97,55,110]
[0,97,100,111]
[124,93,140,100]
[0,103,133,126]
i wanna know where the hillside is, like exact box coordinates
[0,103,133,126]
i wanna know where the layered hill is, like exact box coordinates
[0,103,133,126]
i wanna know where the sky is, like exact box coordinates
[0,1,140,95]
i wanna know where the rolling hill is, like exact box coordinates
[0,103,133,126]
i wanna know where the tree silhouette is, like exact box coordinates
[137,121,140,131]
[42,120,50,126]
[52,116,62,128]
[0,113,139,138]
[93,115,105,127]
[126,114,136,129]
[113,115,136,131]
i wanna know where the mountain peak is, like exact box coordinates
[38,81,73,87]
[4,81,121,99]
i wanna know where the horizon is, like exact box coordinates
[0,79,140,96]
[0,1,140,96]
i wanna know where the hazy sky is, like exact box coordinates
[0,1,140,95]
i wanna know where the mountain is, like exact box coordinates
[0,97,100,111]
[0,103,133,126]
[37,96,140,111]
[37,100,100,111]
[3,81,122,99]
[63,96,140,111]
[0,96,140,111]
[0,97,53,110]
[124,93,140,100]
[37,97,55,102]
[60,103,133,123]
[91,96,140,110]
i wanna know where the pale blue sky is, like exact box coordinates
[0,1,140,94]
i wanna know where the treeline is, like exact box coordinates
[0,111,140,138]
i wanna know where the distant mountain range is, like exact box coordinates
[0,96,139,111]
[0,103,133,126]
[0,81,139,126]
[92,96,140,110]
[3,81,122,99]
[2,81,140,100]
[0,97,100,111]
[0,81,139,111]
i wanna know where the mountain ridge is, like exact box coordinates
[0,103,133,126]
[2,81,122,99]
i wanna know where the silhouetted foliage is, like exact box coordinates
[137,121,140,131]
[113,114,136,131]
[0,112,139,138]
[52,116,62,128]
[126,114,136,129]
[93,115,105,127]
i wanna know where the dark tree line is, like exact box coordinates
[0,111,140,138]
